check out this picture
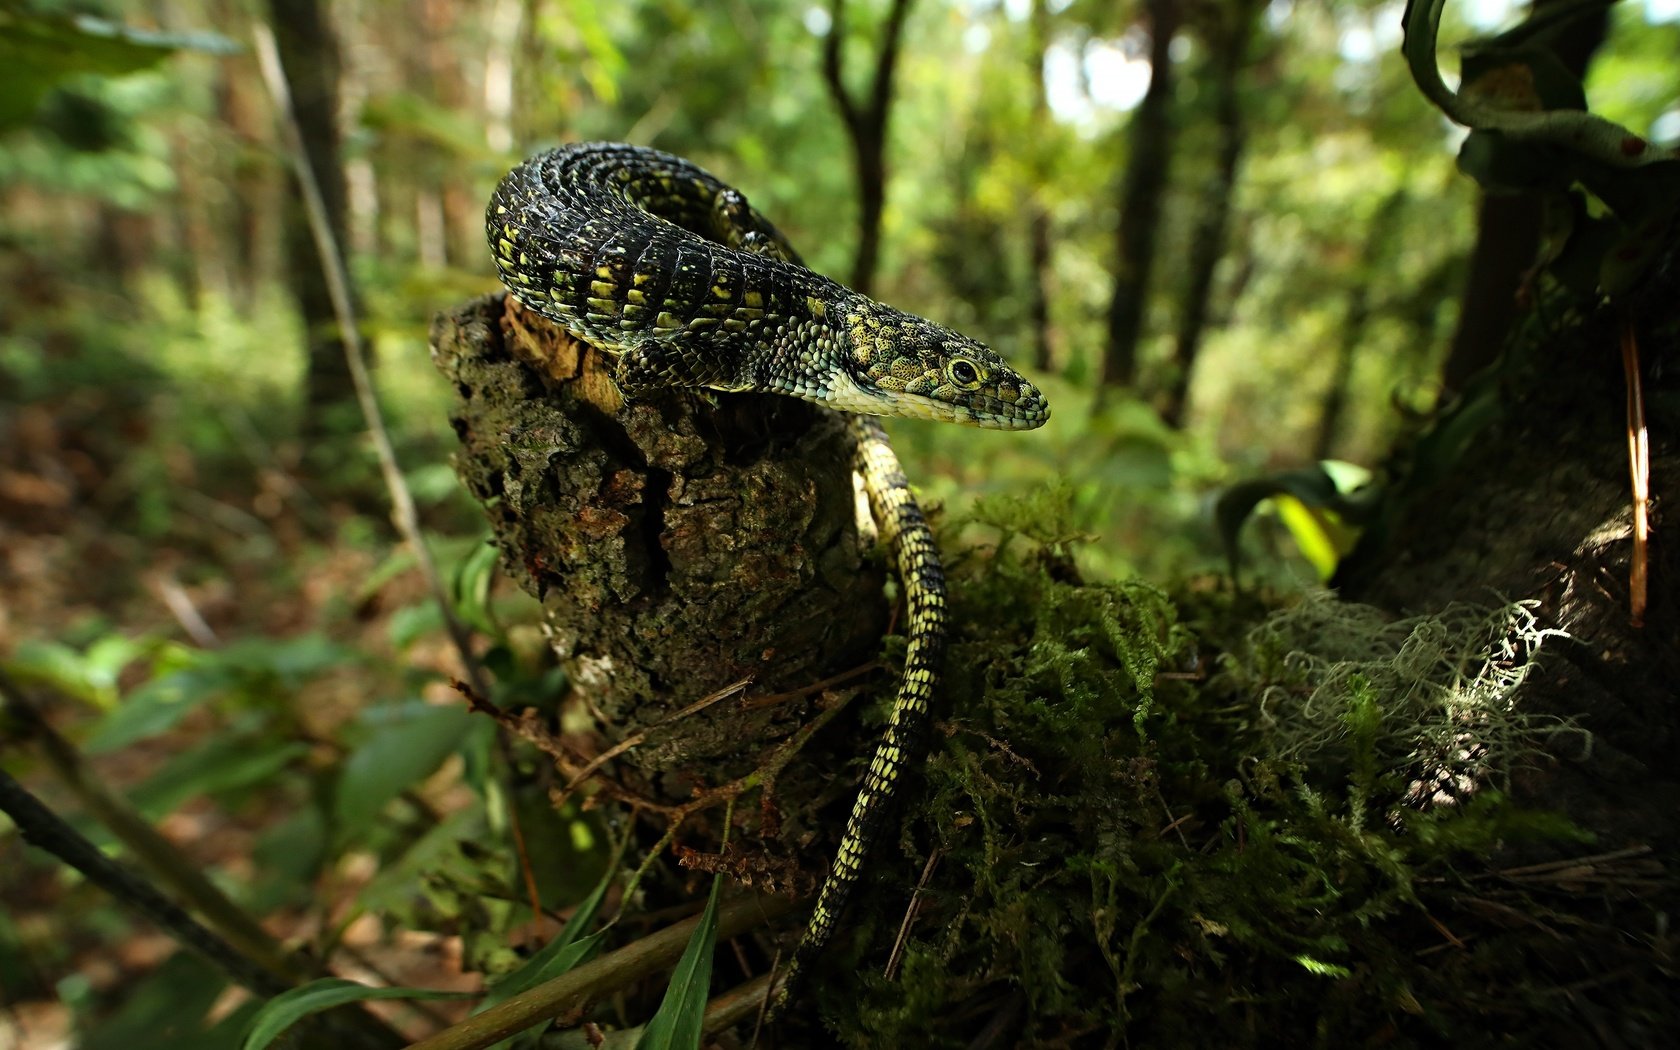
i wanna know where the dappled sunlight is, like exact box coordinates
[3,0,1677,1046]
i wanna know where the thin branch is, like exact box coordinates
[251,23,492,702]
[882,846,941,981]
[0,674,413,1046]
[559,676,754,794]
[741,659,881,709]
[154,575,221,648]
[0,671,304,984]
[2,761,405,1048]
[0,766,288,997]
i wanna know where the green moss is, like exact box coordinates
[815,483,1615,1047]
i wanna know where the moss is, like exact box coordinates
[803,482,1648,1048]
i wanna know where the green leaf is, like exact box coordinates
[241,978,470,1050]
[1215,463,1377,581]
[85,635,356,752]
[129,730,310,820]
[634,876,722,1050]
[356,547,418,604]
[215,634,357,679]
[0,7,237,132]
[76,952,227,1050]
[389,601,446,651]
[1271,495,1346,582]
[249,806,330,912]
[1293,955,1352,979]
[333,701,476,841]
[452,539,504,638]
[80,633,154,701]
[84,661,241,752]
[3,634,161,710]
[406,462,465,503]
[475,864,616,1030]
[353,808,483,917]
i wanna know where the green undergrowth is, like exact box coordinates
[815,483,1602,1047]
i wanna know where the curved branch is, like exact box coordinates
[0,767,289,998]
[1401,0,1677,169]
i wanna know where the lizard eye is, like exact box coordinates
[947,358,982,389]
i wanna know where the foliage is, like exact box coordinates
[0,0,235,135]
[631,876,722,1050]
[241,979,472,1050]
[1215,460,1376,581]
[2,0,1677,1047]
[1225,596,1581,792]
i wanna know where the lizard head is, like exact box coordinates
[830,301,1050,430]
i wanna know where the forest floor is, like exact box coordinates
[1,390,499,1046]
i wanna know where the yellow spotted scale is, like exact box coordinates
[484,142,1050,1013]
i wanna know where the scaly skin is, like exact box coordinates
[484,142,1048,1016]
[488,142,1049,429]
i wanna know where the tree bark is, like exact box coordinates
[821,0,916,296]
[1160,0,1259,428]
[429,295,888,796]
[1099,0,1180,392]
[266,0,359,444]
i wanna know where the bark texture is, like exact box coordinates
[429,295,887,795]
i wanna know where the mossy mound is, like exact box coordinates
[799,486,1673,1048]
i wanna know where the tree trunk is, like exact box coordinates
[266,0,359,445]
[1099,0,1180,391]
[851,136,887,295]
[215,52,282,311]
[429,295,889,796]
[1313,189,1407,460]
[1024,0,1055,374]
[821,0,916,296]
[1437,0,1609,398]
[1160,0,1259,428]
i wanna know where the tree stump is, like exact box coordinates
[428,294,887,800]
